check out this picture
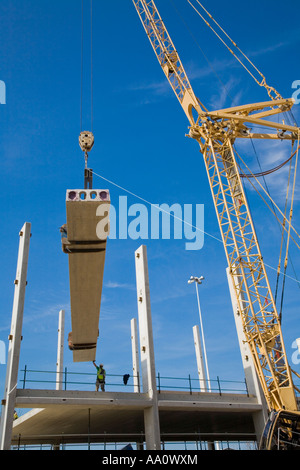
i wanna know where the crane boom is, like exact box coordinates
[132,0,206,124]
[132,0,299,417]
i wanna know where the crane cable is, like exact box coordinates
[239,147,299,179]
[236,138,300,310]
[279,134,299,320]
[234,142,300,251]
[186,0,282,100]
[80,0,94,132]
[243,137,300,315]
[275,155,293,308]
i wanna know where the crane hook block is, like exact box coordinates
[79,131,94,153]
[60,189,110,362]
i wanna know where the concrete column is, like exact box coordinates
[193,325,207,392]
[131,318,140,393]
[131,318,144,449]
[0,223,31,450]
[56,310,65,391]
[135,245,161,450]
[226,267,268,441]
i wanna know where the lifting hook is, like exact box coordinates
[79,131,94,189]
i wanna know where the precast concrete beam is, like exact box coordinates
[61,189,110,362]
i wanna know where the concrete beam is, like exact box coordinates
[61,189,110,362]
[15,389,151,408]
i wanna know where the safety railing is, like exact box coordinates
[12,434,258,451]
[19,366,249,395]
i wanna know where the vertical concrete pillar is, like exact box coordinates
[131,318,140,393]
[0,223,31,450]
[193,325,207,392]
[56,310,65,391]
[226,267,268,441]
[135,245,161,450]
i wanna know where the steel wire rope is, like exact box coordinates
[91,169,222,244]
[233,147,300,250]
[168,0,236,108]
[186,0,282,100]
[238,139,300,297]
[239,149,298,178]
[279,133,299,320]
[249,136,291,311]
[80,0,93,132]
[80,0,84,131]
[275,156,293,306]
[91,169,300,287]
[90,0,93,132]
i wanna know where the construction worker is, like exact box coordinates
[93,361,106,391]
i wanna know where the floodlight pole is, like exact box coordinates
[189,276,211,392]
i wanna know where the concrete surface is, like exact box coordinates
[12,389,260,446]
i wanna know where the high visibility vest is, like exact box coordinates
[97,368,105,381]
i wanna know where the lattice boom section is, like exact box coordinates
[132,0,192,102]
[203,136,296,410]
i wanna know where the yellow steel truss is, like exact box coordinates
[132,0,299,412]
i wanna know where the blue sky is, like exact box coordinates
[0,0,300,404]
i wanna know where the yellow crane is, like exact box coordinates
[132,0,300,450]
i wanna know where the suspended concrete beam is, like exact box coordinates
[0,222,31,450]
[61,189,110,362]
[135,245,161,450]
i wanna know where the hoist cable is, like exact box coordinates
[186,0,282,100]
[239,145,300,178]
[80,0,84,131]
[80,0,94,132]
[168,0,234,107]
[275,156,292,307]
[234,147,300,250]
[90,0,93,132]
[279,133,299,321]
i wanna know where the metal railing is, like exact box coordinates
[12,434,258,451]
[20,366,250,395]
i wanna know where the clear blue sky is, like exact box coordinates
[0,0,300,403]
